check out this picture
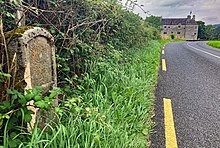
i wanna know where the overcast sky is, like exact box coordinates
[123,0,220,25]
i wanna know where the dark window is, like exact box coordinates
[177,32,181,34]
[195,26,197,29]
[168,26,170,28]
[178,26,181,28]
[171,32,173,34]
[164,26,167,28]
[164,32,167,34]
[194,33,197,35]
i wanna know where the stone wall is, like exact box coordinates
[185,25,198,40]
[161,24,198,40]
[161,24,185,39]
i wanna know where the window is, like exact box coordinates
[195,26,197,29]
[168,26,170,28]
[164,26,167,28]
[178,25,181,28]
[177,32,181,34]
[164,32,167,34]
[194,33,197,35]
[171,32,173,34]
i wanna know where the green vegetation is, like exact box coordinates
[16,40,163,148]
[207,41,220,49]
[170,33,175,40]
[4,26,34,39]
[0,0,168,147]
[145,15,162,29]
[197,21,220,40]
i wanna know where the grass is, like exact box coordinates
[207,40,220,49]
[10,40,166,148]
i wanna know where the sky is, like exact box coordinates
[122,0,220,25]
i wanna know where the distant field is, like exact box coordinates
[207,41,220,49]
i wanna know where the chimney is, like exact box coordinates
[187,15,191,20]
[192,15,195,20]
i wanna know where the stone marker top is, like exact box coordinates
[4,26,57,130]
[21,27,54,45]
[6,26,57,91]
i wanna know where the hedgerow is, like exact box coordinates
[0,0,161,147]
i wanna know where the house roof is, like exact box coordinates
[162,18,197,25]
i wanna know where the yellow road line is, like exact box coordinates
[162,50,165,55]
[162,59,167,71]
[164,98,178,148]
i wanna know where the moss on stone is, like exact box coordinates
[4,26,34,39]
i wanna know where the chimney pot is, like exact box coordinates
[187,15,191,20]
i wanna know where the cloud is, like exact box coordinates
[136,0,198,7]
[123,0,220,24]
[202,16,220,25]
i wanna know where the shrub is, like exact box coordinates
[170,33,175,39]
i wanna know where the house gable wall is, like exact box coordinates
[185,25,198,40]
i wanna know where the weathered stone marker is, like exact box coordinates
[6,27,57,129]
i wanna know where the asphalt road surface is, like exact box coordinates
[151,41,220,148]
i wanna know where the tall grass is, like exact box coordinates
[207,41,220,49]
[19,40,162,148]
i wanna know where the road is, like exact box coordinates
[151,41,220,148]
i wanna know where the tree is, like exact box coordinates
[205,25,215,40]
[213,26,220,40]
[197,21,206,40]
[145,15,162,29]
[197,21,220,40]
